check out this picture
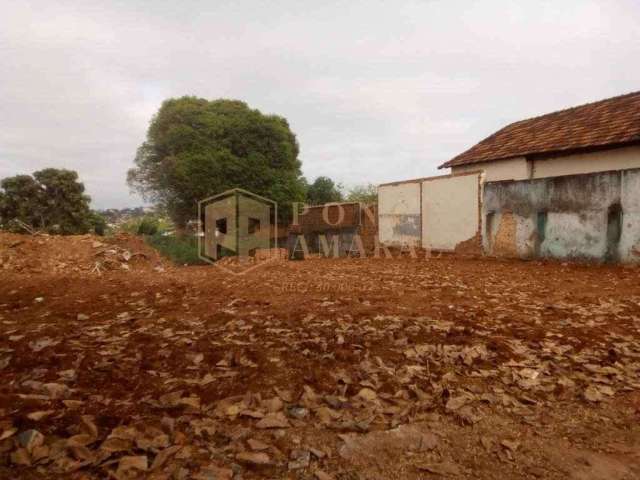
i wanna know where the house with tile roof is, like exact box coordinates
[439,90,640,181]
[378,91,640,262]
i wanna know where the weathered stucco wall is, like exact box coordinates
[483,169,640,262]
[422,173,481,251]
[378,182,421,246]
[453,157,530,182]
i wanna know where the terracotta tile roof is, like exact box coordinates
[440,91,640,169]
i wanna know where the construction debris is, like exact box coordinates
[0,232,168,275]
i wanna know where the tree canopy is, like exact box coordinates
[0,168,98,234]
[127,97,306,227]
[305,176,343,205]
[345,183,377,204]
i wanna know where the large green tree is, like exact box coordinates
[127,97,306,227]
[305,176,343,205]
[0,175,44,228]
[0,168,94,234]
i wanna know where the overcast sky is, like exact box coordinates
[1,1,639,208]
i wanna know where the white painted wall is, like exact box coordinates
[450,145,640,182]
[452,157,529,181]
[377,182,421,246]
[421,173,480,251]
[532,145,640,179]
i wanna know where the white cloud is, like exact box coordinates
[1,0,638,208]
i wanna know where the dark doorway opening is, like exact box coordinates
[535,211,548,256]
[485,212,495,252]
[605,203,622,262]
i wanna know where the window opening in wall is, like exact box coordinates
[248,217,260,235]
[216,218,227,235]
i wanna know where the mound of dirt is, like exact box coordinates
[0,232,169,275]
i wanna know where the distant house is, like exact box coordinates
[379,91,640,262]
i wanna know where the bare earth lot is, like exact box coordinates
[1,233,640,479]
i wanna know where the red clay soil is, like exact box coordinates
[1,233,640,479]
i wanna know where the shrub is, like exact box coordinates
[145,233,205,265]
[136,217,159,236]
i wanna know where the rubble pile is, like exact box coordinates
[0,233,167,275]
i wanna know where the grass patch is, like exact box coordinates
[145,233,206,265]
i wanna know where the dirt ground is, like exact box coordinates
[1,233,640,479]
